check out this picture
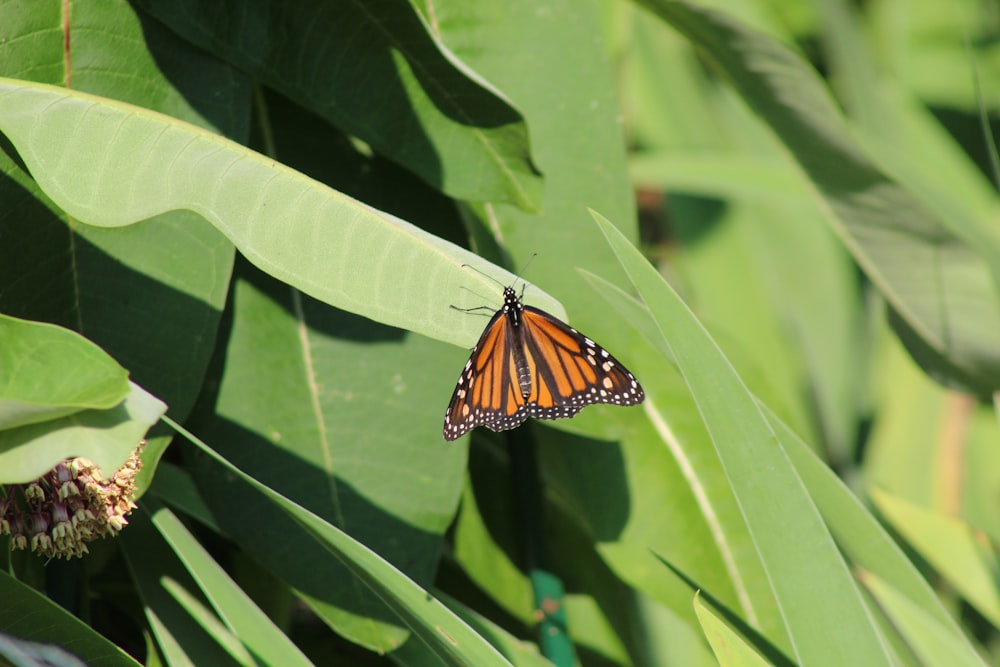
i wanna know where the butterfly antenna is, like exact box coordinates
[513,253,538,299]
[515,253,538,279]
[460,263,507,289]
[457,284,490,300]
[461,254,538,299]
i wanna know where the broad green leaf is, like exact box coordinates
[641,1,1000,394]
[870,490,1000,630]
[629,152,808,205]
[0,571,141,667]
[868,1,1000,112]
[861,571,988,667]
[0,381,165,484]
[694,592,772,667]
[0,314,129,429]
[452,468,532,622]
[146,499,313,667]
[170,420,517,667]
[189,269,466,651]
[0,78,562,349]
[0,1,242,480]
[592,210,891,664]
[817,0,1000,226]
[619,2,729,150]
[422,0,636,337]
[134,0,543,210]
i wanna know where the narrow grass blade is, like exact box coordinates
[591,209,891,665]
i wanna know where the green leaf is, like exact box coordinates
[452,468,532,623]
[766,404,980,660]
[0,1,243,486]
[859,330,948,509]
[0,78,562,348]
[861,571,989,667]
[669,193,860,459]
[391,592,556,667]
[0,381,165,484]
[454,440,653,664]
[582,266,974,660]
[566,272,788,648]
[0,571,141,667]
[640,0,1000,394]
[122,506,258,667]
[870,489,1000,631]
[442,593,552,667]
[134,0,543,210]
[145,499,314,667]
[0,314,129,429]
[694,592,772,667]
[591,209,892,664]
[170,420,517,667]
[148,462,220,533]
[816,0,1000,230]
[188,268,466,651]
[769,411,963,629]
[629,152,808,205]
[423,0,636,337]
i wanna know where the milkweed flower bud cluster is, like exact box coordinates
[1,443,143,559]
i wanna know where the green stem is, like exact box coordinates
[508,428,575,666]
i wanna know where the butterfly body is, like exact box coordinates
[443,286,644,441]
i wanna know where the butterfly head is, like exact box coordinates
[501,286,524,326]
[501,286,523,310]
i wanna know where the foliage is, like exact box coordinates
[1,0,999,665]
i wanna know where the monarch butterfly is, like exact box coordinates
[443,280,644,441]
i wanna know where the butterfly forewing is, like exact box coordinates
[443,286,644,441]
